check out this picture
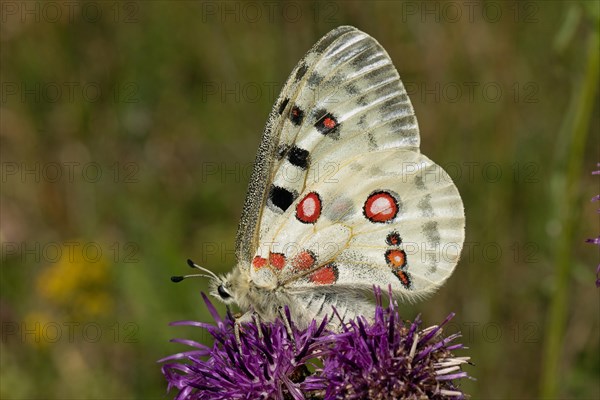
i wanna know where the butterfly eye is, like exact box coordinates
[217,284,231,299]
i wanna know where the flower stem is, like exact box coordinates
[540,26,599,398]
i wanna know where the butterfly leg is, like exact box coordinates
[233,310,255,350]
[277,306,297,352]
[233,310,263,350]
[233,319,242,350]
[252,312,264,340]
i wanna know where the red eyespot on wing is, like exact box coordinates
[315,111,339,136]
[292,250,316,271]
[323,117,336,129]
[394,269,412,289]
[269,252,286,270]
[363,191,399,223]
[296,192,322,224]
[386,231,402,246]
[385,249,407,268]
[252,256,268,270]
[308,263,339,285]
[290,106,304,125]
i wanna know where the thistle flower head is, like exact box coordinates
[159,293,330,400]
[160,289,471,399]
[304,287,470,399]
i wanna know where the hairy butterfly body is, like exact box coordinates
[201,26,465,328]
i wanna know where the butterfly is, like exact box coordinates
[176,26,465,329]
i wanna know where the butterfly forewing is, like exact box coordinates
[236,26,359,265]
[236,27,421,262]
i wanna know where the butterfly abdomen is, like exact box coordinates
[286,289,374,329]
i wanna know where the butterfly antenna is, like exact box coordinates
[186,258,220,280]
[170,259,220,283]
[170,274,213,283]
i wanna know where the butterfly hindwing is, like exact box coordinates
[254,149,463,301]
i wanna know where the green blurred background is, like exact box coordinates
[1,1,598,399]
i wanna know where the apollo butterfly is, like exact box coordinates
[175,26,465,328]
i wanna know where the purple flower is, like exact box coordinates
[587,163,600,287]
[159,293,331,400]
[160,289,471,399]
[304,287,471,399]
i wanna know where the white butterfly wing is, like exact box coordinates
[235,26,464,314]
[235,26,420,267]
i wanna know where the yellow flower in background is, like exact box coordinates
[36,240,113,318]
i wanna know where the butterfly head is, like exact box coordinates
[171,259,241,305]
[209,271,237,304]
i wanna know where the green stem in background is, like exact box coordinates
[540,28,599,399]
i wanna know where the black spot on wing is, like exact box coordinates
[290,106,304,126]
[278,98,289,115]
[295,63,308,81]
[269,185,297,212]
[314,110,340,139]
[287,146,310,169]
